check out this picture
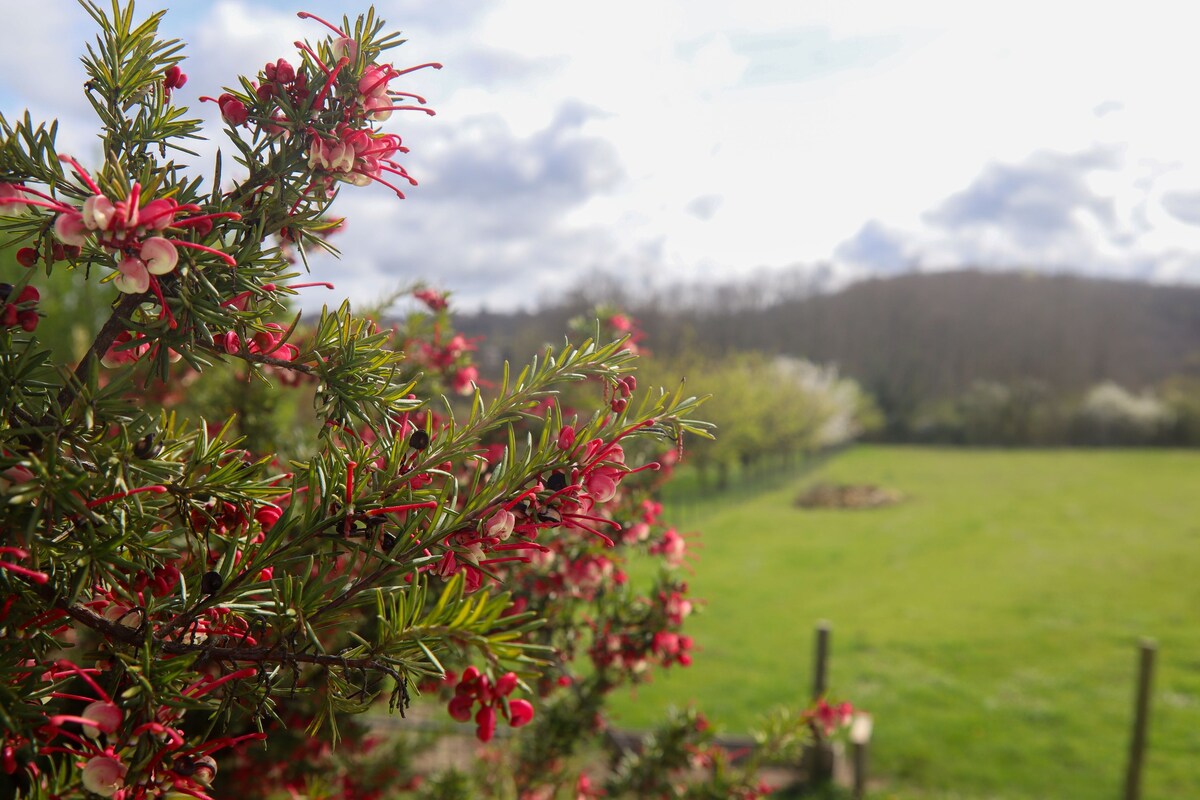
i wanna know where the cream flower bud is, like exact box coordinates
[141,237,178,275]
[81,755,126,797]
[82,195,116,231]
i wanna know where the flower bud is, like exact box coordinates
[507,699,534,727]
[81,701,122,737]
[81,755,126,797]
[556,425,576,451]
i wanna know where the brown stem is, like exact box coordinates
[232,350,318,375]
[54,291,147,412]
[55,600,394,671]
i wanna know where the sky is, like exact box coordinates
[4,0,1200,312]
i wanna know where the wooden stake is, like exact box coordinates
[850,713,873,799]
[813,621,831,702]
[1123,639,1156,800]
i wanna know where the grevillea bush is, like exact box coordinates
[0,5,849,799]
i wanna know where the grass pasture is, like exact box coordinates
[609,447,1200,799]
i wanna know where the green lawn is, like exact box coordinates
[608,447,1200,799]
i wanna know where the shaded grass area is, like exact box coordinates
[609,447,1200,799]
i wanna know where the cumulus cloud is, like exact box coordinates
[835,220,911,273]
[924,149,1121,248]
[298,101,630,312]
[835,146,1200,284]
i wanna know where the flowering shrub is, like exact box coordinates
[0,5,847,799]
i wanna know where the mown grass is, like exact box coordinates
[608,447,1200,799]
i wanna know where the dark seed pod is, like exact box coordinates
[200,571,222,595]
[382,532,397,550]
[133,434,162,459]
[546,471,568,492]
[0,283,11,301]
[408,430,430,450]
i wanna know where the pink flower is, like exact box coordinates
[435,551,458,578]
[331,36,358,60]
[507,698,534,727]
[475,704,497,742]
[608,313,632,333]
[494,672,519,696]
[81,754,126,797]
[140,236,178,275]
[650,528,688,567]
[452,365,479,395]
[137,198,177,231]
[557,425,576,451]
[813,699,855,735]
[54,211,87,246]
[113,256,150,294]
[81,701,122,737]
[101,330,150,367]
[359,64,396,120]
[216,93,248,126]
[82,194,116,231]
[584,467,620,504]
[448,694,473,722]
[485,509,516,540]
[414,288,448,311]
[164,64,187,96]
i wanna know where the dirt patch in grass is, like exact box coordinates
[795,482,903,510]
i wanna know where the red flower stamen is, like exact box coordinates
[0,197,70,213]
[19,608,68,630]
[85,485,168,509]
[131,723,184,748]
[478,556,530,566]
[388,91,427,105]
[353,170,407,199]
[560,516,615,547]
[360,67,399,96]
[296,11,347,37]
[57,155,102,194]
[0,560,49,584]
[491,540,551,553]
[371,105,436,116]
[184,731,268,757]
[286,282,336,291]
[184,667,258,698]
[293,41,332,76]
[312,56,350,109]
[48,660,112,702]
[11,185,56,202]
[171,240,238,267]
[343,461,357,534]
[363,501,438,516]
[174,211,241,228]
[148,277,178,329]
[391,63,444,77]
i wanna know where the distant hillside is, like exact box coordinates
[457,270,1200,420]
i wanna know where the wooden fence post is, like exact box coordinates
[812,621,831,702]
[805,621,835,784]
[850,713,873,799]
[1123,639,1157,800]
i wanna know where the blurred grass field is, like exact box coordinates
[608,446,1200,799]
